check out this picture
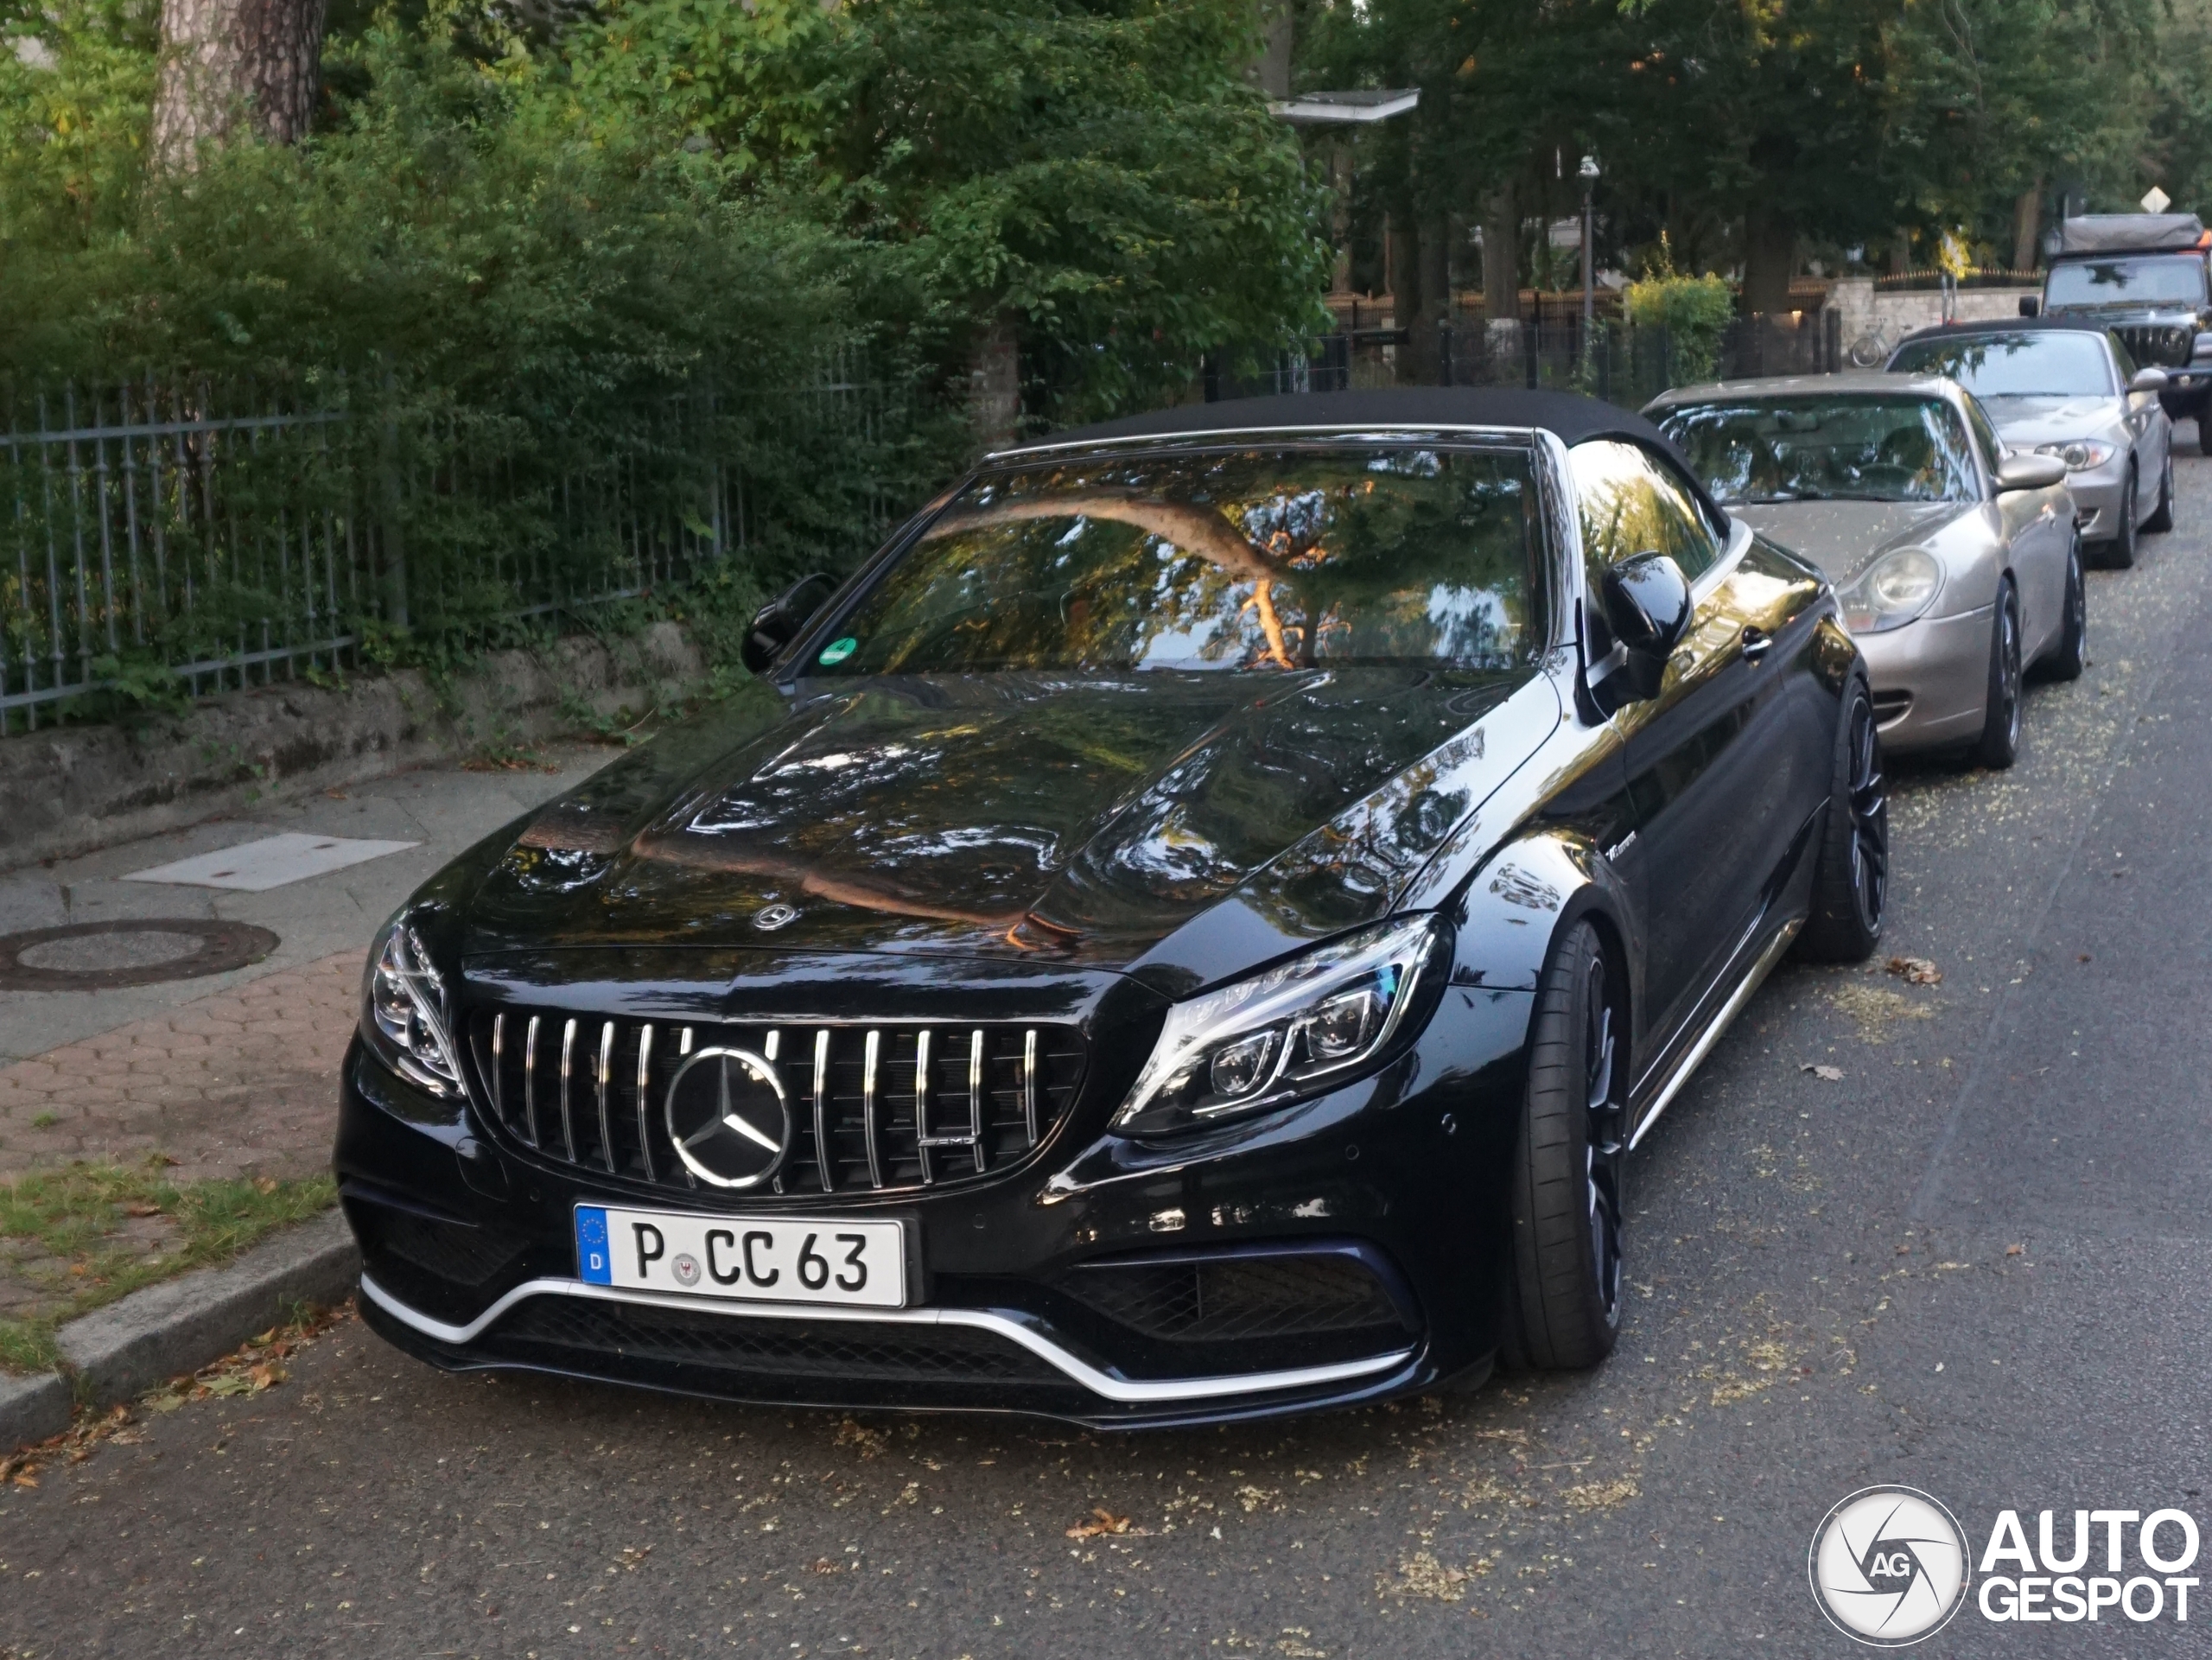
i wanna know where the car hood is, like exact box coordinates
[1724,500,1973,582]
[460,667,1555,985]
[1978,394,2126,446]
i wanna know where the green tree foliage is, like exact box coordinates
[563,0,1335,419]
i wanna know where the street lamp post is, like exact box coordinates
[1580,155,1600,330]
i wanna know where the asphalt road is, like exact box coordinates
[8,450,2212,1658]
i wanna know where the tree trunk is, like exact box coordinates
[1740,207,1796,315]
[1482,184,1518,323]
[1417,206,1452,383]
[150,0,326,170]
[2012,181,2044,274]
[1389,213,1422,383]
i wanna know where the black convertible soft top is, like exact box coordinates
[1020,387,1679,455]
[1892,315,2115,348]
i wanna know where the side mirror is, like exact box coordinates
[1996,453,2068,492]
[2129,366,2171,393]
[2018,296,2042,318]
[740,572,836,676]
[1590,552,1693,709]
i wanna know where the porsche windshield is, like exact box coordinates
[807,446,1542,674]
[1656,397,1979,506]
[1886,332,2116,398]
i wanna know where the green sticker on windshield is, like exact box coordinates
[817,636,858,666]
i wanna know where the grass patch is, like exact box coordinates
[0,1159,337,1375]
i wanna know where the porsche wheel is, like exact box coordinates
[1502,920,1624,1371]
[1972,580,2024,770]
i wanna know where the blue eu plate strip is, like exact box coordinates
[575,1207,613,1284]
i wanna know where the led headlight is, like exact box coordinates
[1110,913,1450,1138]
[360,917,465,1096]
[2034,440,2117,472]
[1839,547,1942,635]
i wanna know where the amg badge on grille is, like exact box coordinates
[664,1047,791,1189]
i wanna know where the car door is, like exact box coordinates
[1570,440,1814,1058]
[1962,392,2068,658]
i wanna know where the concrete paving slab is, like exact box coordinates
[123,833,420,892]
[0,746,613,1062]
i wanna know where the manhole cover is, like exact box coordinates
[0,920,280,990]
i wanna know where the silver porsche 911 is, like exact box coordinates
[1647,371,2078,766]
[1885,319,2175,569]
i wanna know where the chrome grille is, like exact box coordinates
[467,1012,1084,1197]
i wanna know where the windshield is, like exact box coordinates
[1655,397,1979,506]
[1887,333,2115,398]
[2046,255,2207,309]
[807,446,1543,676]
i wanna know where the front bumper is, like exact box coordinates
[1853,604,1995,754]
[334,978,1531,1427]
[2064,461,2132,543]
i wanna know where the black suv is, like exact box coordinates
[2034,213,2212,451]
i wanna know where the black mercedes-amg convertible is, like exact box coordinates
[339,388,1887,1427]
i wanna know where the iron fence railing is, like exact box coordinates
[1212,313,1847,410]
[0,353,916,733]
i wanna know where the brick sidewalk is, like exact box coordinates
[0,951,360,1187]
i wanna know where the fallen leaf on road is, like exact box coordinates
[1885,956,1942,985]
[2005,1243,2024,1256]
[124,1201,163,1218]
[616,1546,653,1570]
[1803,1064,1844,1081]
[1066,1507,1131,1538]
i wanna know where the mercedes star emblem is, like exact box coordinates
[752,903,799,932]
[663,1046,791,1189]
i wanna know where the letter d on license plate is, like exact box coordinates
[575,1205,907,1308]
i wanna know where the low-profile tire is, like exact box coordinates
[2036,537,2088,683]
[1500,920,1623,1372]
[2101,467,2139,569]
[1796,675,1888,964]
[1972,579,2024,770]
[2144,447,2176,533]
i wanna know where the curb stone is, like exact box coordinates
[0,1368,71,1452]
[0,1210,360,1451]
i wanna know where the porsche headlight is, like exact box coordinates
[1839,548,1942,635]
[361,917,465,1096]
[1110,913,1450,1138]
[2034,440,2117,472]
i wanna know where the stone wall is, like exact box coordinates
[0,622,707,870]
[1828,276,2039,364]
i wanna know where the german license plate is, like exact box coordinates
[575,1205,907,1309]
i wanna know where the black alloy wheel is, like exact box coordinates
[2145,446,2176,533]
[1797,676,1888,964]
[2038,537,2088,683]
[1973,580,2024,770]
[1502,920,1624,1371]
[2105,467,2139,569]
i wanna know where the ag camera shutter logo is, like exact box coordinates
[1809,1485,1971,1645]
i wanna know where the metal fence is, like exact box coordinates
[0,355,916,733]
[1213,312,1847,410]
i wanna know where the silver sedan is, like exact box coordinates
[1647,371,2077,766]
[1885,320,2173,568]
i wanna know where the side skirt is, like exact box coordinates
[1625,917,1801,1152]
